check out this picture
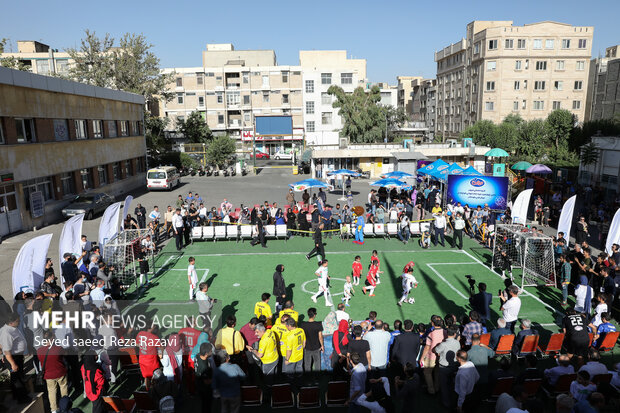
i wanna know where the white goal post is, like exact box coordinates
[492,224,556,289]
[103,229,155,287]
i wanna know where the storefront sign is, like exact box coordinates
[30,191,45,218]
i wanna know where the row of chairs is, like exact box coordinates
[345,222,431,239]
[190,224,289,242]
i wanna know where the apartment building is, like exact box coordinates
[300,50,366,147]
[397,76,423,118]
[415,78,438,137]
[0,67,146,235]
[0,41,73,76]
[435,21,594,139]
[160,44,304,154]
[586,45,620,121]
[376,82,399,107]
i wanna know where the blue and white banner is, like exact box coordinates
[58,213,84,275]
[512,189,533,225]
[120,195,133,230]
[606,208,620,255]
[557,195,576,246]
[12,234,53,295]
[99,202,122,255]
[446,175,509,210]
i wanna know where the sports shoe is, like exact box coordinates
[345,303,350,307]
[306,255,310,260]
[362,287,367,295]
[311,296,317,303]
[325,302,332,307]
[397,301,402,307]
[369,294,375,297]
[376,280,381,285]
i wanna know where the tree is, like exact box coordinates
[180,152,199,170]
[382,105,409,141]
[0,38,28,71]
[66,30,115,88]
[206,135,236,167]
[515,119,548,162]
[177,111,212,143]
[144,111,170,159]
[545,109,574,151]
[461,120,498,147]
[580,142,599,166]
[328,85,386,143]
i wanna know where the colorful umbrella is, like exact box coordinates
[326,169,360,177]
[289,179,334,192]
[526,164,552,174]
[382,171,414,179]
[511,161,533,171]
[369,178,409,188]
[485,148,510,157]
[461,166,483,176]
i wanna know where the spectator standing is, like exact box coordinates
[213,350,246,413]
[469,283,492,325]
[394,363,420,413]
[466,334,494,383]
[194,343,214,413]
[247,323,278,382]
[433,211,447,247]
[347,325,371,369]
[420,315,445,395]
[455,350,479,413]
[300,308,323,372]
[164,206,174,238]
[453,213,465,249]
[283,318,306,387]
[0,312,30,403]
[559,254,571,306]
[272,265,286,314]
[391,319,421,373]
[434,325,461,408]
[364,320,391,370]
[135,203,147,228]
[196,283,214,325]
[215,316,245,362]
[172,208,184,251]
[562,310,590,357]
[500,285,521,333]
[575,216,589,245]
[81,350,106,413]
[462,311,483,346]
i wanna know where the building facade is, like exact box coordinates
[397,76,423,118]
[300,50,366,147]
[160,44,304,155]
[586,45,620,121]
[578,135,619,199]
[0,41,73,76]
[0,67,146,235]
[435,21,594,139]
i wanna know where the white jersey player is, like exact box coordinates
[311,260,332,306]
[187,256,198,300]
[397,267,418,306]
[342,275,354,307]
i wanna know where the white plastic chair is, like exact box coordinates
[386,223,399,238]
[203,226,214,240]
[214,226,226,241]
[363,224,374,237]
[240,225,253,241]
[226,225,239,241]
[409,222,421,235]
[265,225,277,238]
[276,224,288,239]
[191,227,202,243]
[374,223,386,238]
[420,222,431,233]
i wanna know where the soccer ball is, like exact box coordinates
[407,298,416,304]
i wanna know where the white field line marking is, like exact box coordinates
[154,255,175,276]
[199,269,210,284]
[165,268,209,271]
[426,264,468,300]
[459,249,561,315]
[187,249,452,257]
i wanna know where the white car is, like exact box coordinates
[274,151,293,160]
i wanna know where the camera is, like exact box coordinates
[465,275,476,295]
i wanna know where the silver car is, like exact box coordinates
[62,193,115,220]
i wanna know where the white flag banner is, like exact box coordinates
[99,202,122,255]
[58,213,85,275]
[511,188,533,225]
[606,208,620,255]
[120,195,133,230]
[557,195,577,246]
[12,234,53,296]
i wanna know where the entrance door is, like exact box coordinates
[0,183,22,237]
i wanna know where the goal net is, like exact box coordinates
[102,229,155,287]
[492,224,555,288]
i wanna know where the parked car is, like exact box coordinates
[274,151,293,160]
[249,151,270,159]
[62,193,115,220]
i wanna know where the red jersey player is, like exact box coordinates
[178,320,201,369]
[136,324,161,389]
[403,261,415,274]
[362,258,380,297]
[371,250,382,284]
[352,255,363,286]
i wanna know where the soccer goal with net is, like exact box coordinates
[102,229,155,286]
[492,224,556,289]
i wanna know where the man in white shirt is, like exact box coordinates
[433,211,447,247]
[311,260,332,306]
[90,279,106,308]
[335,303,350,323]
[397,214,411,244]
[455,349,479,412]
[172,208,185,251]
[364,320,392,369]
[187,256,198,301]
[454,212,466,249]
[346,353,367,408]
[196,282,214,326]
[579,349,609,378]
[453,202,465,216]
[500,285,521,333]
[149,206,161,224]
[141,235,155,254]
[0,312,30,402]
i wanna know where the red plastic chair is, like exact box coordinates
[479,333,491,347]
[495,334,515,355]
[325,381,349,407]
[132,391,156,412]
[516,334,540,358]
[543,373,577,397]
[485,377,514,401]
[241,386,263,407]
[538,333,564,357]
[592,373,613,385]
[103,396,136,413]
[524,378,542,397]
[298,386,320,409]
[597,331,620,353]
[271,383,294,409]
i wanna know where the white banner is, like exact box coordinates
[557,195,576,246]
[98,202,122,255]
[511,188,533,225]
[58,214,85,278]
[120,195,133,230]
[12,234,53,296]
[606,208,620,255]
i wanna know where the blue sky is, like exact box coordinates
[2,0,618,83]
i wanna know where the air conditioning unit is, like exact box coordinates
[339,138,348,149]
[447,139,458,148]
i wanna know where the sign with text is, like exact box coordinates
[30,191,44,218]
[447,175,509,210]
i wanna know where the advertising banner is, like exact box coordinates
[12,234,53,295]
[98,202,122,255]
[447,175,509,210]
[557,195,577,246]
[58,213,84,276]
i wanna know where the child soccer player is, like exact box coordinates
[352,255,363,286]
[499,249,512,279]
[370,250,382,284]
[397,267,418,306]
[403,261,415,274]
[342,276,354,307]
[311,260,332,306]
[419,229,431,249]
[362,259,380,297]
[138,247,149,286]
[187,256,198,300]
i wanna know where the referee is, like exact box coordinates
[306,222,325,261]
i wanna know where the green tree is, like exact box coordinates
[177,111,212,143]
[0,38,28,71]
[328,85,386,143]
[580,142,599,166]
[545,109,574,151]
[461,120,498,147]
[180,152,199,169]
[144,111,170,160]
[66,30,115,88]
[382,105,409,141]
[206,135,236,167]
[515,119,548,162]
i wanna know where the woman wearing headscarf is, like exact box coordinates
[331,320,350,379]
[81,350,106,413]
[272,264,286,314]
[161,334,183,383]
[574,275,593,314]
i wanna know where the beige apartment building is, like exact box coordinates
[160,44,304,154]
[397,76,423,117]
[0,41,73,75]
[435,21,594,139]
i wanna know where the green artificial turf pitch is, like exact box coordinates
[122,234,567,332]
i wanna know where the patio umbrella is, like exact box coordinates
[326,169,360,199]
[526,164,552,174]
[461,166,482,176]
[369,178,409,188]
[289,179,334,192]
[485,148,510,157]
[511,161,533,171]
[382,171,414,179]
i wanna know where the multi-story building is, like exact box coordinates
[160,44,304,154]
[586,45,620,121]
[417,78,437,138]
[0,67,146,235]
[435,21,594,139]
[300,50,366,147]
[397,76,423,118]
[376,82,398,108]
[0,40,73,76]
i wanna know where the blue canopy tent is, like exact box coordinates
[326,169,360,199]
[289,179,333,192]
[417,159,450,177]
[382,171,415,179]
[369,178,409,188]
[436,163,465,181]
[461,166,483,176]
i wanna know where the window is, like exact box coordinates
[305,80,314,93]
[177,116,184,124]
[535,61,547,71]
[341,73,353,84]
[486,61,496,71]
[505,39,514,49]
[113,162,121,181]
[522,100,527,109]
[306,101,315,114]
[533,39,542,49]
[562,39,570,49]
[306,121,315,132]
[578,39,587,49]
[517,39,526,49]
[553,101,561,110]
[574,80,583,90]
[217,115,224,124]
[226,91,240,106]
[533,100,544,110]
[513,101,519,111]
[244,113,251,122]
[525,60,529,69]
[215,92,223,104]
[486,81,495,91]
[282,94,289,104]
[177,93,184,104]
[107,121,117,137]
[321,73,332,85]
[74,120,87,139]
[321,92,331,105]
[60,172,75,196]
[545,39,555,49]
[125,160,133,177]
[556,60,565,70]
[488,39,498,50]
[176,77,182,87]
[472,84,478,93]
[576,61,585,71]
[554,81,563,90]
[79,168,93,191]
[534,81,546,91]
[474,43,480,54]
[523,80,528,89]
[514,81,520,90]
[36,60,50,75]
[262,92,269,103]
[53,119,69,141]
[120,121,129,136]
[573,100,581,110]
[196,74,203,85]
[56,60,69,74]
[515,60,522,70]
[205,72,214,77]
[92,120,103,138]
[282,72,288,83]
[198,96,205,106]
[321,112,332,125]
[98,165,108,185]
[132,121,141,136]
[242,73,249,84]
[262,75,269,88]
[243,95,250,105]
[15,118,36,143]
[23,177,53,208]
[485,102,494,111]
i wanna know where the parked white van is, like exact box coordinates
[147,166,180,190]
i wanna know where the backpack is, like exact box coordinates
[159,396,175,413]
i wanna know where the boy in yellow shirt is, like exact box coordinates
[272,314,291,357]
[254,293,273,326]
[284,318,306,383]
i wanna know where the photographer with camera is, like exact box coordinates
[468,281,492,325]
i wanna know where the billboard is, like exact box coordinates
[255,116,293,136]
[447,175,509,210]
